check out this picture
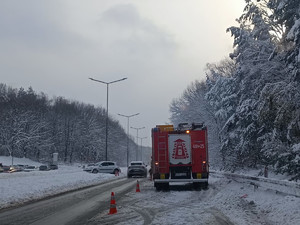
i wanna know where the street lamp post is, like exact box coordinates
[138,137,147,162]
[89,77,127,161]
[117,113,139,166]
[131,126,145,160]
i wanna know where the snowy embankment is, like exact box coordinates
[0,156,126,210]
[211,170,300,197]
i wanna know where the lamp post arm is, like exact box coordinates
[89,77,127,84]
[109,77,127,84]
[118,113,139,118]
[89,78,108,84]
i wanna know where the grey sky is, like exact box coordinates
[0,0,245,147]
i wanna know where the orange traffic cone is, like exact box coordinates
[108,192,117,214]
[136,180,140,192]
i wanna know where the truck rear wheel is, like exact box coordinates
[154,182,162,191]
[193,182,208,190]
[155,183,169,191]
[163,183,169,190]
[155,185,161,191]
[202,182,208,189]
[193,183,201,190]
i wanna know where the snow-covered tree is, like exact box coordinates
[268,0,300,81]
[0,83,134,166]
[170,80,223,167]
[170,0,300,178]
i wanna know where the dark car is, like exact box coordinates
[49,164,58,170]
[1,165,10,172]
[127,161,147,178]
[23,165,37,172]
[39,165,50,171]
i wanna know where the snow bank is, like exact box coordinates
[0,156,125,209]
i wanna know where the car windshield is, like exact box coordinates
[131,163,143,166]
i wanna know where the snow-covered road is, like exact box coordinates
[88,174,300,225]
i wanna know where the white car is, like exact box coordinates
[127,161,147,178]
[83,161,121,174]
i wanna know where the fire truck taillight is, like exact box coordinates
[202,161,207,172]
[186,130,190,134]
[155,162,159,166]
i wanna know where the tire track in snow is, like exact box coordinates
[90,179,225,225]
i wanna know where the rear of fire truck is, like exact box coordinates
[151,123,209,190]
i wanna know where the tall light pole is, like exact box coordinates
[89,77,127,161]
[118,113,139,166]
[138,137,147,162]
[131,126,145,160]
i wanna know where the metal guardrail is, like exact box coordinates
[210,170,300,197]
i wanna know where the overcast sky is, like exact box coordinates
[0,0,245,147]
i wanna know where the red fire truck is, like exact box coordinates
[151,123,209,190]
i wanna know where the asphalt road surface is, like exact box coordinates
[0,177,137,225]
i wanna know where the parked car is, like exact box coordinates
[83,163,96,172]
[127,161,147,178]
[9,165,24,173]
[39,165,50,171]
[23,165,37,172]
[49,164,58,170]
[1,165,10,172]
[83,161,121,174]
